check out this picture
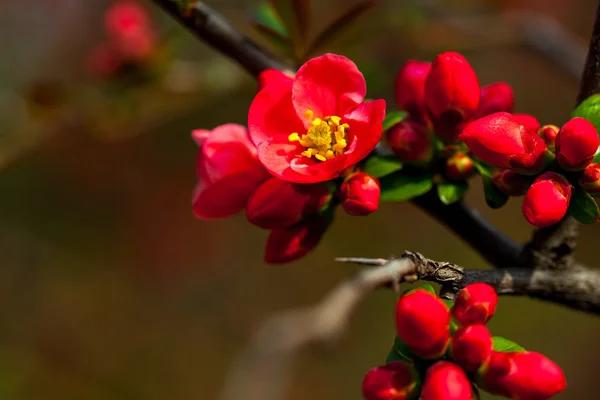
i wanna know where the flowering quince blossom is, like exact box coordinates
[248,53,386,183]
[362,283,566,399]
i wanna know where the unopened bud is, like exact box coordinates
[522,172,571,228]
[386,120,433,164]
[339,173,381,216]
[538,125,559,150]
[492,169,530,196]
[452,283,498,326]
[579,163,600,195]
[362,361,419,400]
[555,117,599,171]
[445,153,474,180]
[451,324,493,372]
[421,361,473,400]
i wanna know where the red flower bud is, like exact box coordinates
[492,169,530,196]
[193,124,269,219]
[395,60,432,121]
[362,362,419,400]
[522,172,571,228]
[339,172,380,216]
[386,120,433,163]
[246,178,331,229]
[555,117,599,171]
[264,215,329,264]
[513,114,540,133]
[459,112,548,174]
[452,283,498,326]
[257,69,293,91]
[479,352,566,400]
[425,52,480,142]
[579,163,600,195]
[474,82,515,119]
[538,125,559,150]
[421,361,473,400]
[395,289,450,359]
[451,324,493,372]
[445,153,474,180]
[104,1,156,62]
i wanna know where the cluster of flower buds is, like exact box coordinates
[362,283,566,399]
[461,113,600,227]
[389,52,515,185]
[192,54,386,263]
[88,1,157,78]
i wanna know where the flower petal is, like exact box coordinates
[248,79,304,146]
[292,53,366,121]
[256,136,323,183]
[202,123,256,158]
[343,99,386,165]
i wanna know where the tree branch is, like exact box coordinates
[150,0,290,77]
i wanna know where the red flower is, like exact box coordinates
[538,124,559,150]
[362,362,419,400]
[513,114,540,133]
[492,169,530,196]
[248,54,386,183]
[395,289,450,359]
[246,178,331,229]
[257,68,293,91]
[451,324,493,372]
[104,1,156,62]
[459,112,548,174]
[339,172,380,216]
[555,117,599,171]
[192,124,269,219]
[522,172,571,228]
[421,361,473,400]
[425,52,480,142]
[394,60,431,122]
[445,153,474,180]
[452,283,498,326]
[474,82,515,119]
[264,215,330,263]
[579,163,600,194]
[386,120,433,163]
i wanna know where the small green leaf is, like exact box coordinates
[380,171,434,202]
[402,284,436,296]
[492,336,526,353]
[482,175,509,209]
[572,94,600,134]
[593,147,600,163]
[362,155,403,178]
[382,110,408,132]
[252,3,290,39]
[569,186,599,224]
[472,158,494,179]
[437,181,469,205]
[303,0,378,57]
[386,336,416,364]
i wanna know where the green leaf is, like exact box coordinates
[303,0,378,57]
[362,155,403,178]
[569,186,599,224]
[492,336,526,353]
[382,110,408,132]
[252,3,291,51]
[472,158,494,179]
[482,175,509,209]
[386,336,415,364]
[594,147,600,163]
[437,181,469,205]
[572,93,600,134]
[380,171,434,202]
[402,284,436,296]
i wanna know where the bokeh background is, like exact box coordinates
[1,0,599,398]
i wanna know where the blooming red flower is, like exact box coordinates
[248,54,386,183]
[421,361,473,400]
[451,324,493,372]
[492,169,530,196]
[522,172,571,228]
[257,68,293,91]
[192,124,269,219]
[579,163,600,194]
[104,1,156,62]
[339,172,380,216]
[459,112,548,174]
[246,178,331,229]
[452,283,498,326]
[395,289,450,359]
[555,117,599,171]
[394,60,431,122]
[445,153,474,180]
[264,215,330,263]
[362,362,419,400]
[538,124,559,150]
[386,120,433,163]
[424,52,480,142]
[474,82,515,119]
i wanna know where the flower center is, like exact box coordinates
[288,110,349,162]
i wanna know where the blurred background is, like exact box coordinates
[0,0,599,398]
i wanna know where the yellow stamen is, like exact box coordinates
[289,109,350,162]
